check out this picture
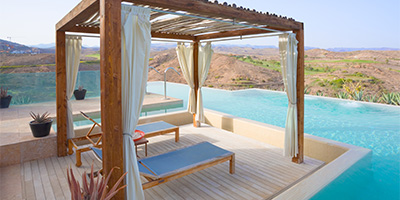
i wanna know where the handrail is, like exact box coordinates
[149,66,161,74]
[146,66,162,94]
[163,67,180,100]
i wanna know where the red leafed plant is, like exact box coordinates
[67,165,127,200]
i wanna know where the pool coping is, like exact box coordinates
[273,134,371,199]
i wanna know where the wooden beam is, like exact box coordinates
[292,24,304,164]
[193,41,199,127]
[56,0,99,31]
[100,0,124,199]
[65,26,196,41]
[56,31,67,157]
[196,27,273,40]
[69,25,100,34]
[127,0,302,30]
[151,32,195,40]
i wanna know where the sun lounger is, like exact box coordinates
[91,142,235,189]
[137,121,179,142]
[69,112,180,167]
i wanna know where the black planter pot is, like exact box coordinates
[29,120,53,138]
[0,95,12,108]
[74,89,87,100]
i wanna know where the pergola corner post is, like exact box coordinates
[293,24,304,164]
[56,30,68,157]
[100,0,124,199]
[193,40,200,127]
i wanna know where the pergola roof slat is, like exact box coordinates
[150,12,168,20]
[155,18,206,33]
[60,0,303,40]
[124,0,301,30]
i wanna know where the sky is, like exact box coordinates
[0,0,399,48]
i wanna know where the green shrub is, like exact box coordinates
[380,93,400,105]
[352,91,364,101]
[330,78,345,89]
[365,95,378,103]
[336,91,348,99]
[208,85,214,88]
[350,72,367,77]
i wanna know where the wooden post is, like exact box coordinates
[100,0,124,199]
[56,31,67,157]
[193,41,200,127]
[292,24,304,164]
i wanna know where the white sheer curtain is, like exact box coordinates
[176,43,196,114]
[65,36,82,139]
[196,42,213,123]
[121,4,151,200]
[279,33,299,157]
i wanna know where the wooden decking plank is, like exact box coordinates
[38,159,56,199]
[22,162,36,200]
[44,157,65,199]
[30,160,46,200]
[51,156,70,199]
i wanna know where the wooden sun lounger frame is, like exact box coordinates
[68,111,102,167]
[140,152,235,189]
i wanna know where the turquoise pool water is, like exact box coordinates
[146,82,400,200]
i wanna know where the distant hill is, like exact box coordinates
[31,43,55,49]
[0,39,55,54]
[326,47,400,52]
[25,40,400,53]
[0,39,40,54]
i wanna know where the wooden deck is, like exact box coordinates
[0,124,324,200]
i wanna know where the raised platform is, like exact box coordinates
[0,124,324,200]
[0,93,183,167]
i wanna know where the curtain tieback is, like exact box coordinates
[123,133,133,138]
[289,101,297,106]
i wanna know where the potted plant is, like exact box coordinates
[29,112,53,137]
[0,87,12,108]
[74,85,87,100]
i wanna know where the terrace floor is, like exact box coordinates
[0,124,324,200]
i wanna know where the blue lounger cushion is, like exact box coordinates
[136,121,176,134]
[91,142,233,178]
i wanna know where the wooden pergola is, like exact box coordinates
[56,0,304,198]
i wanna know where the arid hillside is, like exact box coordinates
[149,48,400,96]
[148,49,282,90]
[1,46,400,101]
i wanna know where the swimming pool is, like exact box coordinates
[146,81,400,199]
